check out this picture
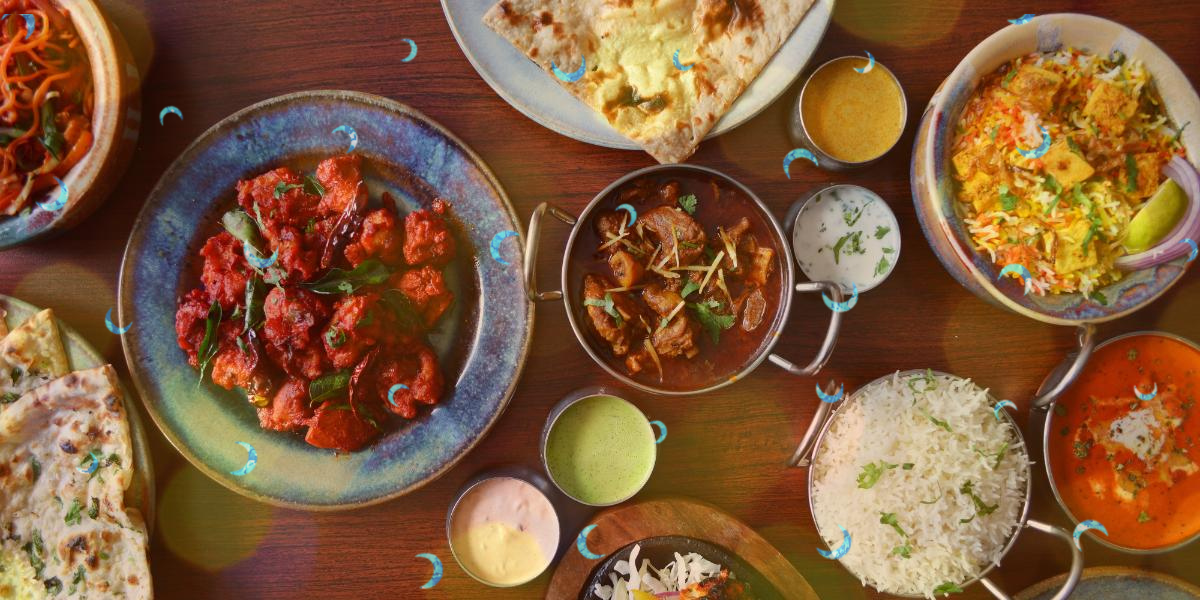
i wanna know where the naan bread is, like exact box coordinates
[0,309,9,337]
[0,309,70,402]
[0,366,151,598]
[484,0,816,163]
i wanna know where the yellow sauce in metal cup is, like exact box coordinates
[793,56,907,168]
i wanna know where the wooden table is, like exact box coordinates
[2,1,1198,598]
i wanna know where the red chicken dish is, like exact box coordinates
[575,174,782,391]
[174,154,457,452]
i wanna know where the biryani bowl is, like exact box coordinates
[523,164,843,396]
[0,0,140,249]
[793,370,1083,599]
[911,13,1200,325]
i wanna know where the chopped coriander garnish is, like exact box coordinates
[902,462,914,470]
[687,300,735,343]
[907,369,937,394]
[87,497,100,520]
[874,225,890,239]
[1089,291,1108,305]
[0,391,18,404]
[879,512,908,537]
[857,461,898,489]
[958,480,998,523]
[1125,153,1139,193]
[874,256,891,276]
[891,543,912,558]
[830,231,866,264]
[843,205,865,227]
[64,499,83,526]
[680,280,700,298]
[677,194,698,214]
[922,408,953,433]
[1138,511,1151,523]
[998,185,1020,211]
[584,292,624,326]
[933,581,964,595]
[1128,349,1138,361]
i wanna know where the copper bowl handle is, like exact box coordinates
[1032,324,1096,409]
[523,202,576,302]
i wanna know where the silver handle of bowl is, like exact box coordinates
[980,519,1083,600]
[523,202,577,302]
[1032,324,1096,409]
[767,281,843,377]
[787,379,839,467]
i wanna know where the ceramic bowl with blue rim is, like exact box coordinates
[118,90,532,509]
[911,14,1200,325]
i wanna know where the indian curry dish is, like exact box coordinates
[574,172,781,391]
[174,154,457,452]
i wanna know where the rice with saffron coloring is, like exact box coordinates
[811,371,1029,598]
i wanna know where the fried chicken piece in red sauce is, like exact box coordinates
[262,224,321,284]
[393,266,454,327]
[199,232,253,310]
[235,167,322,228]
[344,208,405,266]
[256,378,313,433]
[174,288,210,363]
[305,400,379,452]
[403,199,456,266]
[376,346,444,419]
[262,286,331,379]
[315,154,367,217]
[322,293,394,369]
[209,324,272,394]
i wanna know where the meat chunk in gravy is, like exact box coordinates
[641,206,707,265]
[583,273,633,356]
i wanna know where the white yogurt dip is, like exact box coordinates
[792,185,900,292]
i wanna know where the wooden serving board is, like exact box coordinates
[546,497,819,599]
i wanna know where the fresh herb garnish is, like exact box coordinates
[584,292,624,326]
[891,543,912,558]
[1089,291,1108,305]
[1072,183,1088,206]
[64,499,83,526]
[87,497,99,519]
[902,462,914,470]
[831,231,865,264]
[304,259,392,295]
[1138,511,1151,523]
[1073,439,1093,459]
[68,565,85,595]
[680,280,701,298]
[933,581,964,595]
[843,205,865,227]
[38,100,64,160]
[1127,349,1138,361]
[1125,153,1139,193]
[857,461,898,489]
[221,209,263,249]
[922,409,953,433]
[308,370,351,405]
[1067,136,1082,154]
[874,225,890,239]
[874,256,890,277]
[380,289,427,330]
[273,181,303,199]
[998,185,1020,211]
[958,480,998,523]
[989,125,999,141]
[196,300,223,386]
[677,194,698,215]
[0,391,18,404]
[30,456,41,482]
[907,369,937,394]
[303,175,325,197]
[975,441,1009,469]
[324,327,347,348]
[1172,121,1191,145]
[22,530,44,577]
[879,512,908,537]
[44,577,62,595]
[687,300,735,344]
[1001,67,1018,88]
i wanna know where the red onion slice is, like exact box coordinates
[1115,155,1200,271]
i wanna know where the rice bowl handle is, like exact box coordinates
[766,281,843,378]
[978,520,1082,600]
[1031,324,1097,409]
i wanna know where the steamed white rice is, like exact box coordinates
[811,371,1029,598]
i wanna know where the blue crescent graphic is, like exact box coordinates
[1017,126,1052,159]
[490,230,519,266]
[1073,519,1108,550]
[576,524,604,560]
[401,38,418,63]
[615,203,637,226]
[997,263,1034,295]
[2,14,36,40]
[1133,383,1157,402]
[158,105,183,125]
[37,176,68,212]
[332,125,359,152]
[230,441,258,476]
[816,382,844,404]
[104,308,132,335]
[993,400,1017,420]
[416,553,443,589]
[551,57,586,83]
[1184,238,1198,263]
[1008,14,1036,25]
[822,283,858,313]
[76,450,102,475]
[649,420,667,444]
[243,241,278,270]
[853,51,875,74]
[817,525,851,559]
[783,149,819,178]
[672,49,693,72]
[387,383,409,408]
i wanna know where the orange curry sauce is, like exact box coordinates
[1048,334,1200,550]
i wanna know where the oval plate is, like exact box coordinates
[440,0,835,149]
[119,90,532,510]
[0,294,155,532]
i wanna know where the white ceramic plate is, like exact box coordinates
[440,0,835,149]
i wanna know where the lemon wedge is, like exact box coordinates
[631,591,658,600]
[1124,179,1188,253]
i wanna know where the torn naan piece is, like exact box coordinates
[0,366,151,598]
[0,308,8,336]
[0,309,70,403]
[484,0,816,163]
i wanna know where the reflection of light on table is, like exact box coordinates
[12,260,118,356]
[834,0,965,47]
[1154,276,1200,335]
[158,465,276,571]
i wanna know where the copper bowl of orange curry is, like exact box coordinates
[1036,328,1200,553]
[522,164,844,396]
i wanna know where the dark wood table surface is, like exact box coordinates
[2,0,1199,598]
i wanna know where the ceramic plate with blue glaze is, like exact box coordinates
[118,90,532,509]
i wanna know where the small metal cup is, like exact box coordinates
[539,387,658,507]
[788,56,908,171]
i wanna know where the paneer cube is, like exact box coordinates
[961,171,996,213]
[1125,152,1165,200]
[1084,81,1138,135]
[1008,65,1064,113]
[953,142,994,180]
[1042,140,1095,189]
[1055,218,1099,274]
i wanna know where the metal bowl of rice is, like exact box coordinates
[911,14,1200,325]
[794,370,1083,599]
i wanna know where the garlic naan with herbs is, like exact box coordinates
[0,309,70,404]
[484,0,816,163]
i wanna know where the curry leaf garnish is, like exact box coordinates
[273,181,303,199]
[196,300,223,386]
[584,292,624,326]
[308,370,351,406]
[38,100,64,160]
[304,259,392,295]
[1124,153,1139,193]
[243,275,265,333]
[325,326,347,348]
[933,581,964,595]
[304,175,325,197]
[687,300,735,344]
[879,512,908,537]
[380,289,426,330]
[221,209,263,248]
[677,194,698,215]
[857,461,898,489]
[64,499,83,526]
